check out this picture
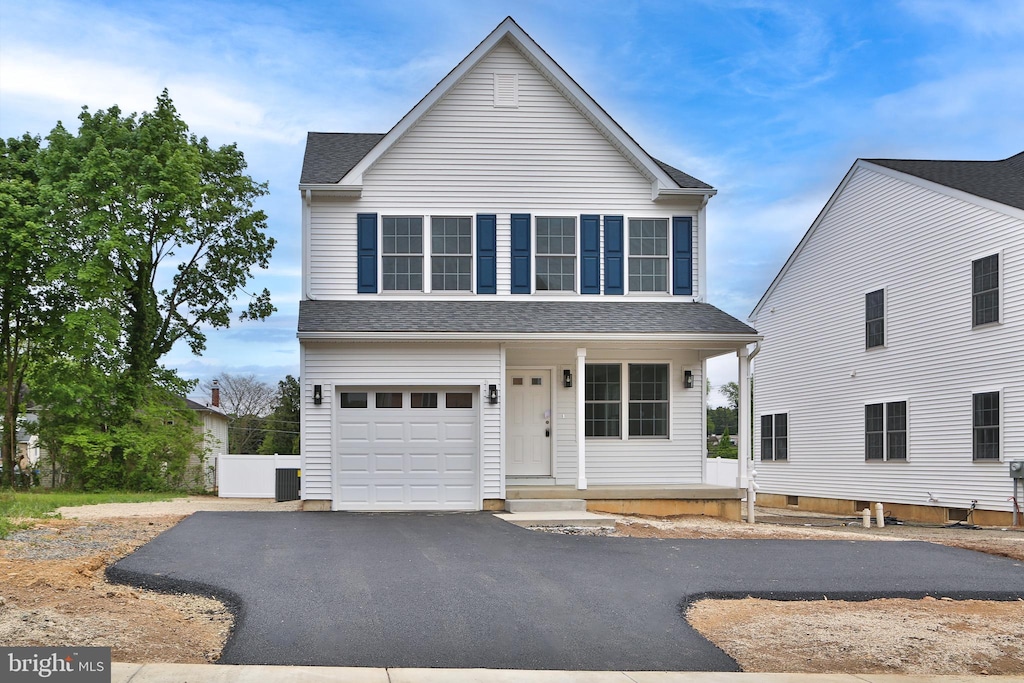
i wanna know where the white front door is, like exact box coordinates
[506,370,551,476]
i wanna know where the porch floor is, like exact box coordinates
[506,484,743,501]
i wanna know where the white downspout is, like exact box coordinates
[740,342,761,523]
[302,189,315,300]
[697,193,710,303]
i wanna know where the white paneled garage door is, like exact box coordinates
[336,388,479,510]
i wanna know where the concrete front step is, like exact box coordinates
[505,498,587,513]
[493,511,618,528]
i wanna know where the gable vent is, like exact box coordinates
[493,72,518,108]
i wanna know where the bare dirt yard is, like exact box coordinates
[1,498,1021,674]
[611,510,1024,675]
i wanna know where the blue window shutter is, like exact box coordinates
[603,215,624,295]
[510,213,531,294]
[357,213,377,293]
[476,214,497,294]
[580,214,600,294]
[673,216,693,296]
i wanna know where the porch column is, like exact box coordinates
[576,347,587,490]
[737,346,752,520]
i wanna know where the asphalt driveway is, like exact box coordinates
[109,512,1024,671]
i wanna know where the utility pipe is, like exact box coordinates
[862,508,871,528]
[875,502,885,528]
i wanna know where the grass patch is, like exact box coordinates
[0,490,186,538]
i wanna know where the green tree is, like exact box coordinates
[258,375,300,455]
[0,134,64,486]
[40,90,276,397]
[721,381,739,411]
[716,426,738,458]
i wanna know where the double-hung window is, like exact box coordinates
[760,413,788,461]
[865,289,885,348]
[431,216,472,291]
[628,219,668,292]
[973,391,1000,460]
[584,363,669,438]
[972,254,999,326]
[865,401,907,461]
[536,217,576,291]
[382,217,423,291]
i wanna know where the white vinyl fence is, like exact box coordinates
[705,456,743,488]
[217,454,301,498]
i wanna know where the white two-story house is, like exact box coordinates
[750,152,1024,525]
[297,17,759,513]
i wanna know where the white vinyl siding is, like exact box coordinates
[300,343,502,503]
[306,37,702,300]
[753,164,1024,513]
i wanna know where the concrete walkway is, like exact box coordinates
[111,663,1018,682]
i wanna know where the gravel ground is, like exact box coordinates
[55,496,302,520]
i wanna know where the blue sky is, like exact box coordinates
[2,0,1022,406]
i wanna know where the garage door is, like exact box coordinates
[336,388,478,510]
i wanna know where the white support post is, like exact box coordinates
[576,347,587,490]
[737,346,752,522]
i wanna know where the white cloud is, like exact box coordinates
[900,0,1024,37]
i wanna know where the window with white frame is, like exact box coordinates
[431,216,472,291]
[628,364,669,437]
[584,363,669,438]
[972,254,999,326]
[760,413,788,461]
[584,364,620,438]
[865,401,907,461]
[535,216,576,291]
[628,218,668,292]
[382,216,423,291]
[865,289,885,348]
[973,391,1000,460]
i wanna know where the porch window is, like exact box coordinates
[584,364,620,437]
[432,216,472,291]
[628,364,668,438]
[382,216,423,291]
[536,216,576,291]
[628,218,668,292]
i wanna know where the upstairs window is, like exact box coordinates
[972,254,999,326]
[973,391,1000,460]
[432,217,472,291]
[628,219,668,292]
[865,401,907,461]
[865,289,885,348]
[760,413,788,461]
[382,217,423,291]
[536,217,576,291]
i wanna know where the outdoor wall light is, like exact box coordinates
[563,369,573,388]
[313,384,323,405]
[488,384,498,404]
[683,370,694,389]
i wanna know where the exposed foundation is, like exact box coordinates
[757,493,1017,527]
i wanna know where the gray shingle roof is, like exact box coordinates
[866,151,1024,211]
[301,133,385,184]
[300,132,712,189]
[298,300,757,336]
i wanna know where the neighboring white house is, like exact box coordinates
[296,17,760,512]
[750,152,1024,525]
[186,389,229,490]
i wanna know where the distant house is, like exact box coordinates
[186,381,229,489]
[296,17,759,513]
[750,151,1024,525]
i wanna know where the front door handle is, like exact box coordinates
[545,429,550,437]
